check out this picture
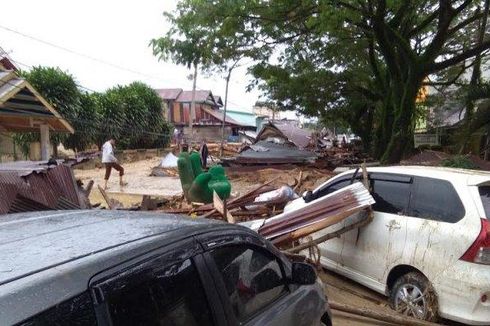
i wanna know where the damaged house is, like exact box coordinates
[232,122,317,165]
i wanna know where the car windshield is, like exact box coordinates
[479,186,490,219]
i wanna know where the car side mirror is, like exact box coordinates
[291,262,317,285]
[303,190,314,203]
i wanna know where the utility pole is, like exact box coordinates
[220,60,240,157]
[189,63,198,143]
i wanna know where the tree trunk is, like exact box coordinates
[459,0,490,154]
[381,79,420,164]
[484,126,490,160]
[373,91,394,159]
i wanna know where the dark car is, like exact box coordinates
[0,210,332,326]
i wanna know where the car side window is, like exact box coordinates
[409,177,465,223]
[480,186,490,218]
[371,179,410,214]
[315,175,353,198]
[210,245,288,322]
[16,291,96,326]
[98,258,213,326]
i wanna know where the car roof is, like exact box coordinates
[335,165,490,185]
[0,210,226,286]
[0,210,236,324]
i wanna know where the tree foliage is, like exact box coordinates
[93,82,171,149]
[15,66,93,153]
[163,0,490,163]
[13,67,170,155]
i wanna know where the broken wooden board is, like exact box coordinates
[213,190,235,223]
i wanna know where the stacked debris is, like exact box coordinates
[256,182,375,247]
[161,178,286,220]
[225,122,318,166]
[0,162,83,214]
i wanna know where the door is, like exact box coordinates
[403,176,471,280]
[201,235,325,326]
[312,173,357,265]
[89,239,227,326]
[340,174,411,289]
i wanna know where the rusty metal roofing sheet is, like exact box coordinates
[0,165,80,215]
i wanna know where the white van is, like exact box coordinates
[285,166,490,324]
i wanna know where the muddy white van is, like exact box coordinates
[285,166,490,324]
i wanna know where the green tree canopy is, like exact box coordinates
[16,66,98,153]
[162,0,490,163]
[94,82,171,149]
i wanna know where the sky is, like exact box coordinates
[0,0,263,113]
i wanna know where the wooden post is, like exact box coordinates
[189,63,198,141]
[40,124,50,161]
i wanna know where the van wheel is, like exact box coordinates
[389,272,438,322]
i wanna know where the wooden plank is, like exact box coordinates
[98,185,114,210]
[201,177,280,218]
[214,190,235,223]
[286,211,371,253]
[328,301,440,326]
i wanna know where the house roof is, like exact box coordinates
[222,110,256,128]
[255,122,312,149]
[237,140,317,164]
[155,88,183,100]
[201,107,246,126]
[214,95,224,106]
[0,69,74,133]
[176,90,218,105]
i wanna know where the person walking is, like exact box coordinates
[102,138,126,190]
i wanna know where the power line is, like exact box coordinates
[0,24,253,110]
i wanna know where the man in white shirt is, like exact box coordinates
[102,138,126,189]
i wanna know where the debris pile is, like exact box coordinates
[0,162,84,214]
[256,182,375,247]
[231,141,317,165]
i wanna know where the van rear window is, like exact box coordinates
[479,186,490,218]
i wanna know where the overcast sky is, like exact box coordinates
[0,0,263,112]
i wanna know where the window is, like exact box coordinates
[210,245,288,322]
[409,177,465,223]
[478,186,490,218]
[17,292,96,326]
[315,176,353,198]
[371,179,411,214]
[101,258,213,326]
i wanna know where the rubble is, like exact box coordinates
[0,162,85,214]
[230,141,317,165]
[256,182,375,247]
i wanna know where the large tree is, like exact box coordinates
[162,0,490,163]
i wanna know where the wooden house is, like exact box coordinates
[156,88,247,141]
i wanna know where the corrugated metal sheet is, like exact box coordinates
[0,164,80,215]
